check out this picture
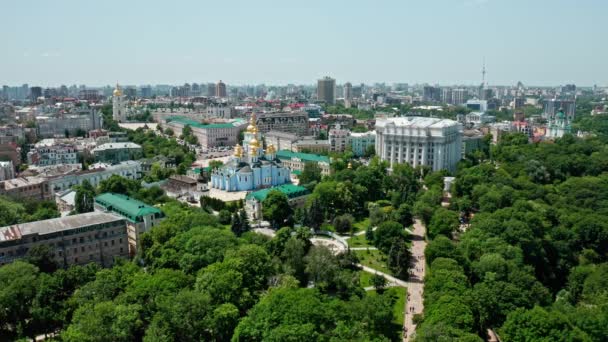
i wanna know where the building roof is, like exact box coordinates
[375,116,461,129]
[246,184,310,202]
[166,116,242,129]
[94,193,162,223]
[0,212,124,242]
[92,142,142,152]
[276,150,330,163]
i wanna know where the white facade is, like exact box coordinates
[47,161,142,193]
[0,161,15,181]
[375,117,462,172]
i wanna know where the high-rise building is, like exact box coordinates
[29,86,42,101]
[423,86,440,102]
[441,88,453,104]
[215,80,227,98]
[344,82,353,108]
[317,76,336,104]
[543,99,575,120]
[207,83,215,97]
[452,89,467,105]
[375,117,462,172]
[344,82,353,101]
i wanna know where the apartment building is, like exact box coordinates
[0,212,129,267]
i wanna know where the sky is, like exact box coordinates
[1,0,607,87]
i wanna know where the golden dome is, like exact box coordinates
[234,144,243,157]
[246,112,258,133]
[113,84,122,97]
[347,162,353,169]
[249,137,260,149]
[266,144,276,154]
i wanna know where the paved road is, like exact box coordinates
[403,219,427,341]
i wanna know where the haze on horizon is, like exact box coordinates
[1,0,606,87]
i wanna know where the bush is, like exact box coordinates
[218,210,232,224]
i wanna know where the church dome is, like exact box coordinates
[266,144,276,154]
[234,144,244,157]
[247,112,258,133]
[249,137,260,149]
[113,84,122,97]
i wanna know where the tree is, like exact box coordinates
[299,162,322,184]
[364,144,376,158]
[428,207,460,239]
[304,197,324,230]
[230,209,250,237]
[208,160,223,170]
[387,237,411,279]
[164,128,174,136]
[0,261,39,337]
[63,302,143,342]
[373,221,406,254]
[218,209,232,224]
[333,214,354,234]
[74,180,96,214]
[25,245,58,273]
[262,190,292,228]
[500,306,589,342]
[392,203,413,227]
[371,274,387,292]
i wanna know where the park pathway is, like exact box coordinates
[403,219,427,341]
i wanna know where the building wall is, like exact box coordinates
[375,118,462,172]
[256,112,309,136]
[48,162,142,193]
[93,147,142,163]
[0,217,129,268]
[211,160,291,192]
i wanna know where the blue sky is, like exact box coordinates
[1,0,606,86]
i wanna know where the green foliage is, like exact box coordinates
[299,162,322,185]
[428,207,459,239]
[333,213,354,234]
[373,221,406,254]
[262,190,293,228]
[0,196,60,226]
[74,180,96,214]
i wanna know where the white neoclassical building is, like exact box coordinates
[375,117,462,172]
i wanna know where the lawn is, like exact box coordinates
[355,249,391,275]
[347,233,373,247]
[359,270,374,287]
[352,218,370,233]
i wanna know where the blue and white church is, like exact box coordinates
[210,113,291,191]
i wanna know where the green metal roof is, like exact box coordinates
[95,193,163,223]
[291,170,302,175]
[166,116,239,129]
[246,184,310,202]
[276,150,330,163]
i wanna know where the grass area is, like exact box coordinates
[355,249,391,275]
[347,233,373,247]
[367,287,407,338]
[352,218,370,233]
[359,270,374,287]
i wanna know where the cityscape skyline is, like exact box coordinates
[2,0,607,86]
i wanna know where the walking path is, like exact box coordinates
[349,247,378,251]
[403,219,427,341]
[358,264,408,287]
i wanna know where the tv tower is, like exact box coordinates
[481,58,486,89]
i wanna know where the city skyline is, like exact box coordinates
[1,0,607,86]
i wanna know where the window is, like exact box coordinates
[74,257,78,263]
[111,240,115,246]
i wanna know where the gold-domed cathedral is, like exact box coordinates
[210,112,291,191]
